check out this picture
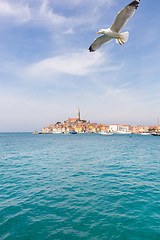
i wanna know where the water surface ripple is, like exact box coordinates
[0,133,160,239]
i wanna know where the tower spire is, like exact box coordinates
[77,108,80,120]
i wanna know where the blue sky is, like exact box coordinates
[0,0,160,131]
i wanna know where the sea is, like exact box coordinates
[0,133,160,240]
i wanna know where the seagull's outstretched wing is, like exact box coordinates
[110,0,140,33]
[89,35,112,52]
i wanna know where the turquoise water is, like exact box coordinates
[0,133,160,240]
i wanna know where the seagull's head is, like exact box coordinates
[97,29,105,34]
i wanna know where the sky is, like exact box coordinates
[0,0,160,132]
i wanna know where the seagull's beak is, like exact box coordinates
[97,31,100,34]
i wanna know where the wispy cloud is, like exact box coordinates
[0,0,31,22]
[56,0,116,7]
[37,0,95,33]
[0,0,116,32]
[37,0,116,33]
[25,50,106,80]
[39,0,67,25]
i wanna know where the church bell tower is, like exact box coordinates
[77,108,80,120]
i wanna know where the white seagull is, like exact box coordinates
[89,0,141,52]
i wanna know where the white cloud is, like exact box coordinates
[38,0,95,33]
[39,0,67,25]
[0,48,122,85]
[0,0,116,31]
[37,0,116,33]
[54,0,115,7]
[0,0,31,22]
[25,50,106,80]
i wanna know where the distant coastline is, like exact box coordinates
[34,109,160,135]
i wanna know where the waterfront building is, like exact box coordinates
[109,124,122,132]
[131,125,150,134]
[121,125,131,132]
[41,127,50,133]
[156,125,160,131]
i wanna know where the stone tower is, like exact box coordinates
[77,108,80,120]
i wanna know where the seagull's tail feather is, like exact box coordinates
[120,31,129,42]
[116,31,129,45]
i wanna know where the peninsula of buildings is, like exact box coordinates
[37,109,160,135]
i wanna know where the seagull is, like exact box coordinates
[89,0,140,52]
